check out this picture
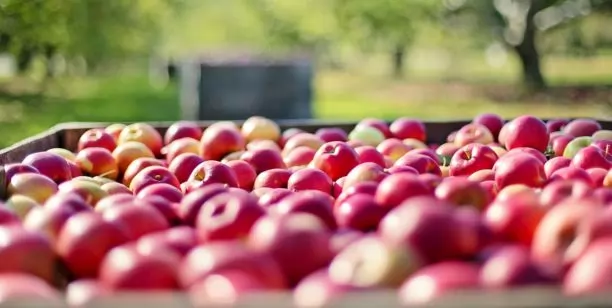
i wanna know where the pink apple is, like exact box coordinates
[587,168,607,188]
[473,113,504,139]
[287,168,333,194]
[449,143,498,177]
[547,118,569,133]
[454,123,494,147]
[394,153,441,176]
[334,193,387,232]
[164,121,203,145]
[503,115,549,152]
[224,160,257,191]
[354,146,386,167]
[274,190,336,230]
[177,184,229,226]
[22,152,72,183]
[168,153,204,184]
[188,160,239,188]
[390,118,426,142]
[563,118,602,137]
[283,146,316,168]
[315,127,348,142]
[342,162,388,190]
[548,166,593,187]
[544,157,572,178]
[356,118,393,138]
[571,146,612,170]
[494,153,546,189]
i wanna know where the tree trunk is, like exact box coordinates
[16,48,34,73]
[392,44,405,78]
[513,0,547,91]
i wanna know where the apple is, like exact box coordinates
[200,125,246,161]
[135,183,183,203]
[403,138,428,151]
[282,133,325,156]
[121,157,165,187]
[136,226,198,258]
[587,168,607,188]
[257,188,293,208]
[379,196,480,262]
[389,118,426,142]
[453,123,494,147]
[435,143,460,165]
[287,168,333,194]
[330,229,365,254]
[102,203,169,241]
[188,160,239,188]
[0,273,61,302]
[118,123,164,156]
[348,126,385,147]
[547,118,569,133]
[563,118,602,137]
[44,192,90,214]
[253,168,292,189]
[100,182,132,195]
[335,181,379,206]
[180,241,286,289]
[188,269,268,306]
[374,173,430,209]
[164,121,203,145]
[293,269,364,308]
[563,136,593,159]
[224,160,257,191]
[78,128,117,152]
[467,169,495,182]
[65,279,110,307]
[334,179,344,198]
[74,147,119,181]
[562,207,612,265]
[394,153,441,176]
[241,116,281,142]
[138,195,181,226]
[178,183,229,226]
[571,145,612,170]
[480,245,555,288]
[473,113,504,139]
[315,127,348,142]
[592,129,612,141]
[409,148,440,164]
[483,190,545,246]
[354,146,386,167]
[240,148,287,174]
[22,152,72,184]
[449,144,498,177]
[163,137,200,164]
[0,204,19,226]
[356,118,393,138]
[328,235,422,288]
[99,243,179,291]
[221,151,246,163]
[418,173,444,192]
[539,180,591,208]
[3,163,39,185]
[7,173,57,204]
[165,155,202,186]
[67,160,83,178]
[274,190,336,229]
[551,135,574,157]
[283,146,316,168]
[342,162,388,189]
[494,153,546,189]
[23,203,75,247]
[4,195,40,220]
[504,147,547,164]
[112,141,155,175]
[334,193,387,232]
[434,177,490,210]
[207,121,239,131]
[591,139,612,154]
[548,166,594,187]
[279,128,305,147]
[544,156,571,178]
[376,138,413,162]
[398,261,481,305]
[0,225,56,283]
[129,166,180,195]
[248,213,334,286]
[46,148,77,162]
[532,198,603,276]
[246,139,282,152]
[386,165,419,175]
[105,123,126,141]
[563,237,612,295]
[502,115,549,152]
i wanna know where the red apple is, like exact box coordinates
[504,147,547,164]
[23,205,75,248]
[375,173,430,209]
[129,166,180,195]
[241,148,286,174]
[335,181,378,205]
[494,153,546,189]
[188,160,238,188]
[0,273,61,302]
[563,118,602,137]
[75,147,118,180]
[334,193,387,232]
[551,135,574,157]
[164,121,203,145]
[22,152,72,184]
[200,126,246,161]
[502,115,549,152]
[78,128,117,152]
[480,245,555,288]
[547,118,569,133]
[399,261,481,305]
[563,237,612,295]
[163,137,200,164]
[138,195,181,226]
[342,162,388,190]
[449,144,498,177]
[105,123,126,141]
[99,244,179,291]
[354,146,386,167]
[112,141,156,175]
[287,168,333,194]
[121,157,165,187]
[454,123,494,147]
[473,113,504,139]
[0,225,56,283]
[118,123,164,156]
[283,146,315,168]
[136,226,198,258]
[539,180,592,208]
[282,133,325,156]
[7,173,58,204]
[390,118,426,142]
[65,279,110,306]
[563,207,612,265]
[180,241,286,289]
[280,128,305,148]
[44,192,91,213]
[258,188,294,208]
[241,116,281,142]
[168,153,204,184]
[544,157,571,178]
[571,146,612,170]
[293,269,364,308]
[188,269,268,306]
[467,169,495,182]
[435,143,460,164]
[394,153,441,176]
[548,166,593,187]
[100,182,132,195]
[253,168,292,189]
[136,183,183,203]
[58,179,108,207]
[434,177,490,210]
[246,139,282,152]
[274,190,336,229]
[248,213,334,286]
[376,138,413,162]
[587,168,607,188]
[224,160,257,191]
[3,163,39,186]
[47,148,76,162]
[178,183,229,226]
[102,202,169,240]
[315,127,348,142]
[386,165,419,175]
[357,118,393,138]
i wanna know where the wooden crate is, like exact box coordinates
[1,118,612,307]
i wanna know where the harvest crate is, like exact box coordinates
[1,118,612,308]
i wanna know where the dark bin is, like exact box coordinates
[178,54,313,121]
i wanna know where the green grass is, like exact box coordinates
[0,54,611,149]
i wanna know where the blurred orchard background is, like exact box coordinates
[1,0,612,148]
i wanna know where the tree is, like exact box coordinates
[445,0,612,91]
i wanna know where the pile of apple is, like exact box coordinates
[2,114,612,306]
